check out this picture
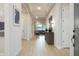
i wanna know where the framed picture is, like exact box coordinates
[13,5,20,26]
[0,22,4,30]
[49,16,52,24]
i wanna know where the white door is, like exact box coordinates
[61,4,70,48]
[61,4,74,56]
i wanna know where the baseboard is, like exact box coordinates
[16,47,22,56]
[62,45,70,49]
[0,53,5,56]
[54,44,63,49]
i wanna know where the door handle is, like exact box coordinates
[71,35,75,47]
[73,30,75,32]
[73,35,75,39]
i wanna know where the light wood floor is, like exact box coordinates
[18,35,69,56]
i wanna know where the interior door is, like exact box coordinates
[61,4,70,48]
[74,3,79,56]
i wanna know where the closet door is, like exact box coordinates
[61,4,70,48]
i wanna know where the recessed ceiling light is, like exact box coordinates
[37,6,41,10]
[36,16,38,19]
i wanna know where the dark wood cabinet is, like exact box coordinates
[45,32,54,45]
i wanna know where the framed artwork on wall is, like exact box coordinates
[49,16,52,24]
[0,22,4,30]
[13,5,20,26]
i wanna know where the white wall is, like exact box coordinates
[5,3,22,56]
[46,4,62,49]
[24,13,33,40]
[21,13,25,39]
[22,10,33,40]
[0,4,5,55]
[46,3,74,49]
[0,4,4,22]
[53,4,62,49]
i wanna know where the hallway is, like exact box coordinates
[18,35,69,56]
[0,3,74,56]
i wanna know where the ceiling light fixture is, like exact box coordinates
[36,16,38,19]
[37,6,41,10]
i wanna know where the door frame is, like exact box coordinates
[69,3,74,56]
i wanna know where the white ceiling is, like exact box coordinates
[28,3,54,20]
[22,3,55,24]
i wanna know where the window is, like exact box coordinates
[35,22,46,31]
